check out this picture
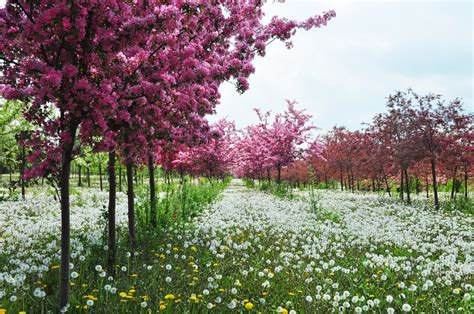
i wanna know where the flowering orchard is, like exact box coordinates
[0,0,472,313]
[0,0,335,311]
[241,92,472,210]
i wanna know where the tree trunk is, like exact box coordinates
[126,160,136,249]
[399,167,404,201]
[382,168,391,197]
[59,127,76,311]
[267,168,271,184]
[87,167,90,187]
[148,154,157,227]
[179,171,184,185]
[450,166,457,200]
[277,166,282,184]
[404,168,411,204]
[9,164,12,185]
[119,165,122,192]
[431,158,439,209]
[78,165,82,187]
[464,168,468,200]
[20,145,26,200]
[99,163,103,191]
[425,176,429,198]
[107,151,116,275]
[340,168,344,191]
[350,169,355,193]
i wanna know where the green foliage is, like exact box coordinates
[308,183,322,213]
[256,181,299,200]
[136,178,229,230]
[0,100,34,175]
[242,178,255,188]
[0,187,19,201]
[441,197,474,215]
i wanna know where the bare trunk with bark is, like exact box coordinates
[59,125,77,311]
[99,163,103,191]
[107,151,116,275]
[126,160,136,248]
[148,154,157,227]
[404,168,411,204]
[431,158,439,209]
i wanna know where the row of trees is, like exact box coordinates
[232,100,321,183]
[0,1,335,310]
[238,90,472,209]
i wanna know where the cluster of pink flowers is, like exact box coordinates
[232,100,318,182]
[0,0,335,180]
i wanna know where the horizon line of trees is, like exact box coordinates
[232,89,473,208]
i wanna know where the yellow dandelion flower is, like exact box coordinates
[165,294,175,299]
[19,311,27,314]
[175,299,182,303]
[159,304,166,310]
[159,254,165,259]
[245,302,254,310]
[0,310,5,314]
[288,292,295,296]
[189,295,198,301]
[261,291,268,296]
[191,246,197,251]
[51,265,60,270]
[129,289,136,294]
[281,308,288,314]
[119,292,127,298]
[132,274,138,277]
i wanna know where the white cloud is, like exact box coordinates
[211,0,473,132]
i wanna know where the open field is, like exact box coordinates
[1,180,472,312]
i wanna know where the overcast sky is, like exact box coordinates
[210,0,473,132]
[1,1,471,132]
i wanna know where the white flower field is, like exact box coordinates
[1,181,472,313]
